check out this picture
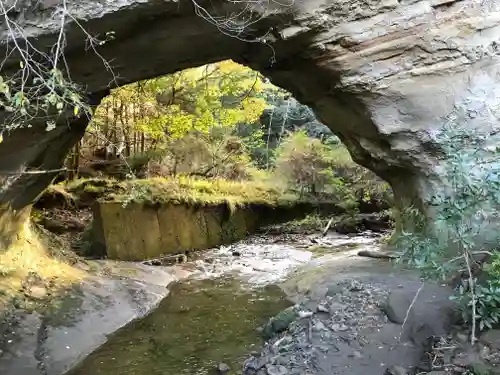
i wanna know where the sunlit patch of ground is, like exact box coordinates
[0,225,86,309]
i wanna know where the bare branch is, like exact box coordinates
[0,0,117,133]
[0,168,68,175]
[399,282,424,341]
[464,251,477,344]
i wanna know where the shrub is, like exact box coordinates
[274,131,340,197]
[272,131,390,210]
[328,146,392,208]
[128,128,259,181]
[394,123,500,341]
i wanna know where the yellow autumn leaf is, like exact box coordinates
[90,59,274,140]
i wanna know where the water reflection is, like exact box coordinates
[66,277,291,375]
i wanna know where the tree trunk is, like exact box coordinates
[73,141,81,179]
[65,142,80,181]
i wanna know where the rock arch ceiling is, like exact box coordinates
[1,0,500,241]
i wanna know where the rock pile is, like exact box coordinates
[244,279,458,375]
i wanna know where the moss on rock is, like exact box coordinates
[93,202,269,261]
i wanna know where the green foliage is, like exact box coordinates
[106,176,297,209]
[278,214,329,233]
[457,276,500,331]
[0,68,87,133]
[69,59,385,215]
[267,130,391,212]
[394,206,448,279]
[274,131,339,196]
[238,125,267,167]
[485,252,500,279]
[129,127,260,181]
[327,146,392,209]
[54,176,297,212]
[64,178,125,206]
[273,131,363,209]
[91,60,273,142]
[453,253,500,331]
[394,123,500,336]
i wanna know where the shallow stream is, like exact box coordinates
[65,232,382,375]
[66,278,290,375]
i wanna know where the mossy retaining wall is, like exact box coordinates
[91,201,342,261]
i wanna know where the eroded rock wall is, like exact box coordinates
[2,0,500,243]
[92,201,343,260]
[0,92,106,247]
[93,202,263,260]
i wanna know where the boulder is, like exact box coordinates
[383,285,458,346]
[383,290,412,324]
[217,362,231,375]
[265,365,288,375]
[262,307,298,340]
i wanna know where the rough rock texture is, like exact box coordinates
[245,278,457,375]
[2,0,500,242]
[0,92,106,247]
[0,261,178,375]
[93,201,264,260]
[383,290,412,325]
[92,201,329,260]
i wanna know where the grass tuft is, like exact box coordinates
[61,176,298,208]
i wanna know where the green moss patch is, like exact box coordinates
[43,177,297,210]
[81,177,296,207]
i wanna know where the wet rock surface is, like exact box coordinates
[192,230,386,286]
[0,263,177,375]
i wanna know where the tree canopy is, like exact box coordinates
[89,60,276,146]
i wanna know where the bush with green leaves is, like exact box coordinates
[394,123,500,341]
[452,251,500,331]
[127,127,260,181]
[272,130,390,212]
[273,130,344,198]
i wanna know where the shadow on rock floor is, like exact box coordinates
[245,253,458,375]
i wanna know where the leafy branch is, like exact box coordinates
[394,123,500,344]
[0,0,116,134]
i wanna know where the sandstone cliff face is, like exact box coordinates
[92,202,259,261]
[1,0,500,242]
[91,201,334,260]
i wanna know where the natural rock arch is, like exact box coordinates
[1,0,499,246]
